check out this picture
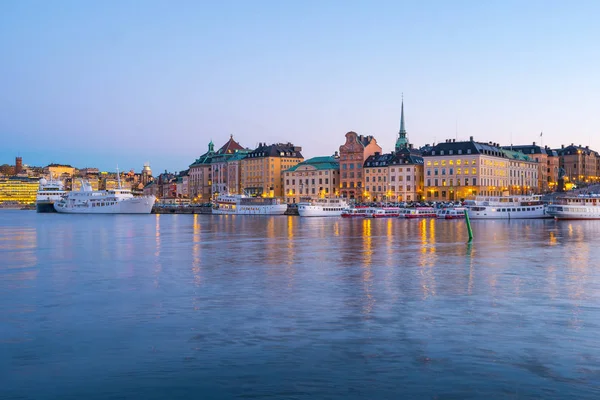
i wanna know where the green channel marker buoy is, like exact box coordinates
[464,209,473,242]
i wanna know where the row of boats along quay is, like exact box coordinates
[32,177,600,219]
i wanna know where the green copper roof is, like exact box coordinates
[395,98,409,151]
[500,149,532,161]
[284,156,339,172]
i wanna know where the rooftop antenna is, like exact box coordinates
[455,119,458,141]
[540,131,544,147]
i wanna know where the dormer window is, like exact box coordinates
[441,150,445,155]
[432,151,436,155]
[467,149,471,154]
[449,150,453,155]
[458,149,462,155]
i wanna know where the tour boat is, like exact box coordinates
[463,195,549,219]
[365,207,402,218]
[54,180,155,214]
[399,207,437,219]
[213,194,287,215]
[341,206,372,218]
[436,208,466,220]
[546,194,600,220]
[297,198,348,217]
[36,176,68,213]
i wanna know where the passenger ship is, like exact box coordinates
[464,195,549,219]
[546,194,600,220]
[54,180,155,214]
[213,194,288,215]
[297,198,348,217]
[36,177,68,213]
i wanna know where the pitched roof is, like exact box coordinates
[556,144,598,157]
[245,142,303,159]
[284,156,339,172]
[216,136,245,155]
[364,152,424,167]
[501,144,557,156]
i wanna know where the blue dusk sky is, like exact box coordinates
[1,0,600,173]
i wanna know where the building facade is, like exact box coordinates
[0,177,39,204]
[364,148,424,202]
[210,135,246,196]
[283,156,340,204]
[502,143,559,192]
[557,144,600,185]
[338,132,381,200]
[240,142,303,197]
[189,141,215,202]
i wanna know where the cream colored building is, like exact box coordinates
[241,142,303,197]
[364,148,424,202]
[423,138,540,201]
[283,156,340,204]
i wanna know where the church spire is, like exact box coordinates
[395,95,408,151]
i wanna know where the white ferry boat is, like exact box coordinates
[464,195,549,219]
[399,207,437,219]
[366,207,402,218]
[546,194,600,220]
[36,177,68,213]
[213,194,287,215]
[436,208,466,220]
[297,198,348,217]
[341,206,372,218]
[54,180,155,214]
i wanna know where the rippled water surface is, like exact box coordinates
[1,210,600,399]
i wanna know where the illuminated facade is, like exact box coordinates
[0,177,39,204]
[283,156,340,204]
[241,142,303,197]
[502,143,559,192]
[210,135,247,196]
[364,148,424,202]
[557,144,600,185]
[423,138,540,201]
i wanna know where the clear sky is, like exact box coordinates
[1,0,599,173]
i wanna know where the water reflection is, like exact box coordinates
[1,213,600,399]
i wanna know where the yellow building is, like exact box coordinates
[0,177,39,204]
[283,156,340,204]
[45,164,75,179]
[241,142,304,197]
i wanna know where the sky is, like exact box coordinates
[1,0,600,174]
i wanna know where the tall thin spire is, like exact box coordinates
[395,94,408,152]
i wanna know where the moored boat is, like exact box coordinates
[366,207,402,218]
[546,194,600,220]
[464,195,549,219]
[341,206,372,218]
[213,194,287,215]
[54,180,155,214]
[36,176,68,213]
[400,207,437,219]
[436,207,466,220]
[297,198,348,217]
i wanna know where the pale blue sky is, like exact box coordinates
[1,0,599,173]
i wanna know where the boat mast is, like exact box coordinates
[116,165,122,189]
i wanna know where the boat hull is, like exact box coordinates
[213,204,288,215]
[298,207,344,217]
[467,210,549,219]
[36,201,57,213]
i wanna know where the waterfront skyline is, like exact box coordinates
[2,0,600,173]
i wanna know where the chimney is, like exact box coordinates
[533,142,536,146]
[374,152,380,156]
[453,139,456,142]
[470,136,474,142]
[561,144,565,149]
[586,145,589,149]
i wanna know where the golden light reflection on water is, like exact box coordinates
[154,214,161,288]
[285,216,296,287]
[192,214,201,287]
[564,223,590,330]
[549,231,557,246]
[0,227,38,282]
[361,218,374,315]
[418,219,437,299]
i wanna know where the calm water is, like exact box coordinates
[1,211,600,399]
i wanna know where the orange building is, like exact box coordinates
[338,132,381,200]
